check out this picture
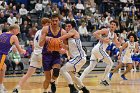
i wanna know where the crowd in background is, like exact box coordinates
[0,0,140,74]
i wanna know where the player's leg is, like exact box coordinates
[70,72,89,93]
[43,71,51,93]
[109,61,123,80]
[68,57,89,93]
[0,63,6,92]
[121,63,133,80]
[12,67,37,93]
[60,63,78,93]
[13,52,43,93]
[100,55,113,86]
[49,63,61,93]
[0,54,7,92]
[80,54,97,81]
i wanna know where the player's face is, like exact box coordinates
[13,28,20,35]
[129,36,134,42]
[51,17,59,26]
[110,22,117,32]
[65,24,72,32]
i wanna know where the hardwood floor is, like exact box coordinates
[4,71,140,93]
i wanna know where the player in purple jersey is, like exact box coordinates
[39,13,67,93]
[0,24,26,93]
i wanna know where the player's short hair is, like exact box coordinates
[110,20,119,27]
[51,13,60,19]
[127,32,137,42]
[41,17,51,25]
[9,24,20,31]
[65,20,76,28]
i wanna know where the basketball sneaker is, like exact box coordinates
[12,88,19,93]
[121,74,127,80]
[50,82,56,93]
[100,80,110,86]
[108,72,113,80]
[68,84,78,93]
[81,87,90,93]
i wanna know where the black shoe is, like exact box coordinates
[100,80,109,86]
[121,74,128,80]
[69,84,78,93]
[50,82,56,93]
[12,88,18,93]
[81,87,90,93]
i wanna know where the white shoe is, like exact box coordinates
[131,69,134,72]
[134,68,137,72]
[118,69,121,73]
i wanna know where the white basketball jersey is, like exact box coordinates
[68,38,86,58]
[124,41,136,57]
[33,29,43,54]
[96,29,115,50]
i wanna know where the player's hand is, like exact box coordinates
[46,37,52,42]
[21,49,26,54]
[59,48,66,54]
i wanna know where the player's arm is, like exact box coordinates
[134,42,139,54]
[113,33,121,48]
[11,35,26,54]
[59,29,75,41]
[118,42,128,56]
[93,28,108,42]
[39,26,48,47]
[60,29,69,50]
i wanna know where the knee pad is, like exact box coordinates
[53,68,60,77]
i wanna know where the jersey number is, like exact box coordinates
[36,35,39,42]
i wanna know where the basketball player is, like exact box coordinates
[0,24,26,93]
[59,20,90,93]
[39,13,67,93]
[80,20,120,86]
[109,33,138,80]
[12,18,51,93]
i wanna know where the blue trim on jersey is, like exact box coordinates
[30,66,38,69]
[68,38,84,72]
[99,42,109,60]
[69,56,79,64]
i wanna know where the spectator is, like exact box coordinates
[52,3,60,14]
[3,5,11,18]
[9,45,24,74]
[15,13,22,25]
[28,25,37,40]
[78,22,90,41]
[12,5,18,16]
[58,0,65,9]
[19,4,28,21]
[7,13,17,25]
[20,21,30,41]
[0,12,7,24]
[42,0,50,8]
[0,1,6,12]
[76,0,84,10]
[0,22,9,32]
[43,3,52,18]
[35,0,43,18]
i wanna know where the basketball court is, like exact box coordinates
[5,71,140,93]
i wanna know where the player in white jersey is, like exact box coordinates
[109,33,138,80]
[59,20,89,93]
[12,18,51,93]
[80,20,120,86]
